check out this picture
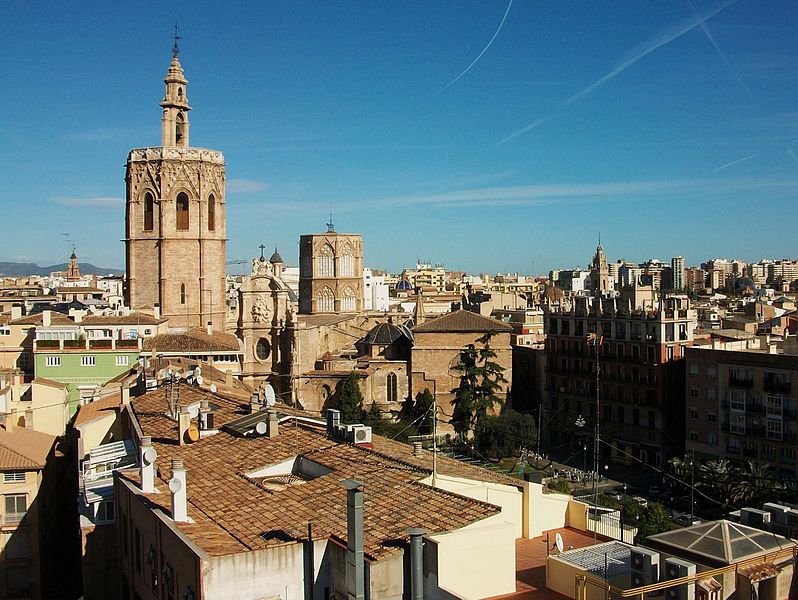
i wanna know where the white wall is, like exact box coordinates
[523,481,570,539]
[420,474,523,538]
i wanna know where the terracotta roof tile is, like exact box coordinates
[11,312,74,326]
[0,426,56,470]
[412,309,514,334]
[82,312,166,326]
[127,389,506,559]
[143,328,241,353]
[74,394,122,428]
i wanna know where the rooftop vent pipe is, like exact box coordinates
[139,437,157,493]
[342,479,366,600]
[169,459,188,522]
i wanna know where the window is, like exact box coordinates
[180,283,186,305]
[45,356,60,367]
[96,500,115,523]
[386,372,398,403]
[767,419,783,440]
[727,438,740,453]
[81,356,96,367]
[765,394,783,417]
[707,432,717,446]
[317,244,334,277]
[115,355,129,367]
[3,530,29,560]
[4,494,27,525]
[339,245,354,277]
[707,388,716,401]
[175,192,189,230]
[317,286,334,312]
[143,192,154,231]
[666,346,674,361]
[729,390,746,412]
[3,472,24,483]
[730,414,746,434]
[689,430,698,441]
[0,326,10,336]
[689,386,699,399]
[340,287,356,312]
[707,366,716,378]
[207,194,215,231]
[689,406,698,420]
[706,412,717,423]
[175,112,186,144]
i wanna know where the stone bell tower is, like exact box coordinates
[124,42,227,331]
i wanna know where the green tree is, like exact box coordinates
[451,333,507,438]
[412,388,435,435]
[473,409,537,460]
[548,478,572,494]
[622,501,671,542]
[730,461,782,506]
[338,373,365,424]
[697,458,732,501]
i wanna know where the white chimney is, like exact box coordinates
[139,437,157,493]
[42,310,51,327]
[169,459,188,522]
[10,305,22,320]
[206,321,212,336]
[153,303,161,320]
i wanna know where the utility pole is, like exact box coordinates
[690,448,695,524]
[587,331,602,538]
[432,399,438,488]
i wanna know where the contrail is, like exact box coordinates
[438,0,514,94]
[685,0,754,103]
[712,153,759,173]
[499,0,735,144]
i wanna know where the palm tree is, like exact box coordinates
[729,461,781,506]
[698,458,732,500]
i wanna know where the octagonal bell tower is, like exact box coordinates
[124,44,227,331]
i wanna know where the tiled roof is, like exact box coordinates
[74,394,122,429]
[82,313,166,326]
[126,389,507,559]
[31,377,68,390]
[143,328,241,353]
[0,426,56,470]
[57,287,102,293]
[11,312,74,326]
[412,309,514,334]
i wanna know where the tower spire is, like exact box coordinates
[172,22,182,58]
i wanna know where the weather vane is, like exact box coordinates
[172,22,182,57]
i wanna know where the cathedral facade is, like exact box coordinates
[124,49,227,331]
[298,229,364,314]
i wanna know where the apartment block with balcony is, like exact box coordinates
[543,295,697,468]
[685,347,797,479]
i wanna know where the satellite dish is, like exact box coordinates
[209,384,217,393]
[174,371,182,381]
[255,421,268,435]
[555,532,564,553]
[264,384,276,407]
[168,478,182,493]
[194,366,202,377]
[142,447,158,466]
[196,375,204,386]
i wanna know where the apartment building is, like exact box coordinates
[685,347,797,479]
[543,295,697,467]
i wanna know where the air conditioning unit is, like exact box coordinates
[350,425,372,445]
[630,547,660,589]
[664,557,695,600]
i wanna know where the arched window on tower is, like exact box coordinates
[143,192,154,231]
[386,372,398,403]
[208,194,215,231]
[340,244,354,277]
[180,283,186,305]
[175,113,186,145]
[340,287,356,312]
[317,244,334,277]
[176,192,189,230]
[317,287,334,312]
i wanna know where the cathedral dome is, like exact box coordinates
[395,278,413,291]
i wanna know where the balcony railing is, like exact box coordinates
[729,377,754,389]
[34,338,142,352]
[764,380,791,394]
[2,512,25,526]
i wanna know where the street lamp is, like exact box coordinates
[575,415,587,478]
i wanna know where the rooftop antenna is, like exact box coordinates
[326,211,335,233]
[172,22,182,57]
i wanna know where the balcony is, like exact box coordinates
[34,338,142,352]
[2,513,25,527]
[729,376,754,389]
[764,380,791,395]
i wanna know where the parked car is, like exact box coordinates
[675,514,701,527]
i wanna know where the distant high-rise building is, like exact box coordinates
[671,256,685,290]
[124,47,227,330]
[298,224,363,314]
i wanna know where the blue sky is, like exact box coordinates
[1,1,796,275]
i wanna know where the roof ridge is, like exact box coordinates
[0,434,45,467]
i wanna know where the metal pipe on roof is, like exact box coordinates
[342,479,366,600]
[407,528,426,600]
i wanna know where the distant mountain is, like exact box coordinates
[0,262,124,277]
